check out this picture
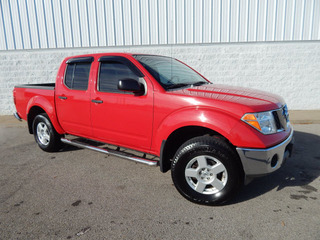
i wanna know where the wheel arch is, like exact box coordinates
[159,125,235,173]
[27,106,46,134]
[26,96,64,134]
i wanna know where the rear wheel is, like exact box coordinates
[171,136,243,205]
[32,113,63,152]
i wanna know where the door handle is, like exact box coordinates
[91,99,103,104]
[58,96,67,100]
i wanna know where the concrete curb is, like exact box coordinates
[288,110,320,124]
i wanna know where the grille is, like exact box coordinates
[272,105,289,132]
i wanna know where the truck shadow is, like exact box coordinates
[231,130,320,204]
[59,130,319,204]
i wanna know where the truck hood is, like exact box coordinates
[170,83,285,113]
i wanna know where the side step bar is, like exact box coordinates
[61,138,158,166]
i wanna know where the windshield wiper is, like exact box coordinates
[166,81,208,90]
[166,83,191,90]
[191,81,208,86]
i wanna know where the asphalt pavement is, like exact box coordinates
[0,119,319,240]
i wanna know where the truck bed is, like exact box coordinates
[13,83,56,121]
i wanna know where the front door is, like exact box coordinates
[91,58,153,151]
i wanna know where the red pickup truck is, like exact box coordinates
[13,53,293,205]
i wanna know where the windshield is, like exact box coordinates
[133,55,208,90]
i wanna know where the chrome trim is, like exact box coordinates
[236,129,294,176]
[14,112,22,121]
[61,138,158,166]
[14,83,55,90]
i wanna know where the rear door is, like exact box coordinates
[55,57,93,138]
[90,56,154,151]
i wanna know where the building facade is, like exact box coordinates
[1,0,320,114]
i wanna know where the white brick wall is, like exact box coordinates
[1,41,319,115]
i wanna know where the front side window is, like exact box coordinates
[99,62,139,93]
[65,63,91,90]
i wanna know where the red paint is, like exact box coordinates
[13,53,292,156]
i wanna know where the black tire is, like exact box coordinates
[171,136,244,205]
[32,113,63,152]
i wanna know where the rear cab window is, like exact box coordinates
[64,57,93,90]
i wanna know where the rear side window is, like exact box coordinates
[99,62,139,93]
[65,63,91,90]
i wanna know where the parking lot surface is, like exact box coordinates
[0,120,319,239]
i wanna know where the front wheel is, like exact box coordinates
[171,136,244,205]
[32,113,63,152]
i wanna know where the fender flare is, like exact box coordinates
[153,107,236,153]
[26,96,65,134]
[153,107,266,156]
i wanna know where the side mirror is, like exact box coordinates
[118,79,144,95]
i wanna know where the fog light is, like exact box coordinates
[271,154,278,168]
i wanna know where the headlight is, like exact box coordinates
[241,111,277,135]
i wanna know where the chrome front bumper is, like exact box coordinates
[236,130,294,176]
